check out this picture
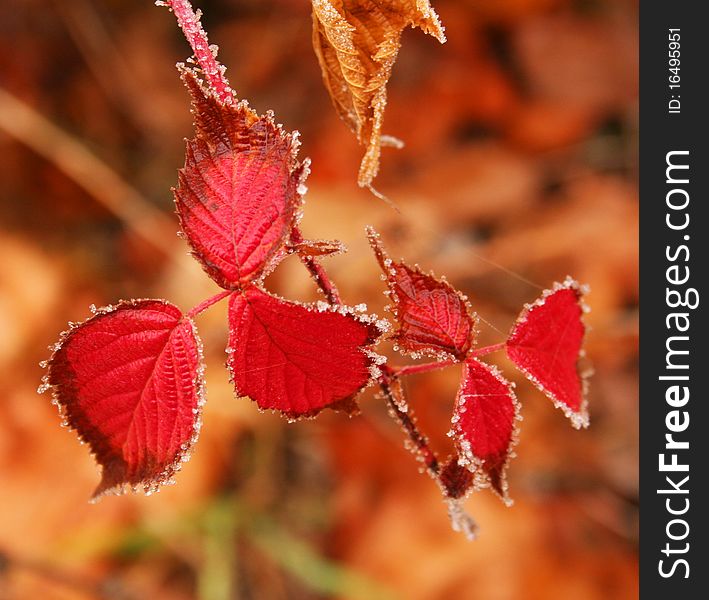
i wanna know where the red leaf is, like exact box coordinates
[227,287,384,418]
[451,358,520,504]
[174,67,308,289]
[45,300,204,500]
[439,455,475,500]
[506,278,590,429]
[367,227,476,360]
[290,238,346,258]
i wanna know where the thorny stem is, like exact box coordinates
[299,256,440,479]
[286,234,441,481]
[289,227,342,304]
[379,371,440,478]
[293,238,441,475]
[187,289,232,318]
[162,0,235,104]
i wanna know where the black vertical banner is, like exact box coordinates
[640,1,708,596]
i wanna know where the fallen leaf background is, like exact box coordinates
[311,0,446,188]
[0,0,637,598]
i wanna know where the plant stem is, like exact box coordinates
[294,249,438,477]
[187,290,232,318]
[390,342,506,377]
[470,342,506,358]
[163,0,235,104]
[391,360,457,377]
[289,226,342,304]
[379,376,440,477]
[288,235,439,478]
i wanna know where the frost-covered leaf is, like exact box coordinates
[439,455,475,500]
[368,227,476,360]
[44,300,204,500]
[291,238,346,258]
[451,358,519,504]
[227,287,383,419]
[311,0,445,187]
[506,278,590,429]
[174,67,308,289]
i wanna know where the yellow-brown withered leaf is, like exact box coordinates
[312,0,445,188]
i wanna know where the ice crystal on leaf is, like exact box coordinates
[451,358,520,505]
[174,67,307,289]
[45,300,205,500]
[227,287,383,419]
[506,278,590,429]
[367,227,477,360]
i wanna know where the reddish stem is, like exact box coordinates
[187,290,232,318]
[288,237,440,478]
[470,342,506,358]
[391,360,457,377]
[289,226,342,305]
[294,252,439,477]
[390,343,507,377]
[379,373,439,477]
[163,0,235,104]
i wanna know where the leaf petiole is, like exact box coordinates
[470,342,506,359]
[389,343,507,377]
[290,226,342,305]
[187,290,232,318]
[389,360,456,377]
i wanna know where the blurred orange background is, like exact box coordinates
[0,0,638,598]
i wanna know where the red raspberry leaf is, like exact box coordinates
[227,287,384,419]
[451,358,520,505]
[174,66,308,289]
[367,227,476,360]
[44,300,205,500]
[506,278,590,429]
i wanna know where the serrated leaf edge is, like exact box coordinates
[506,277,591,430]
[225,287,390,422]
[366,225,478,362]
[40,299,207,502]
[449,358,522,507]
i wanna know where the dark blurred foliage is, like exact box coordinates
[0,0,637,598]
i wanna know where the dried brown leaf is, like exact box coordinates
[311,0,445,188]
